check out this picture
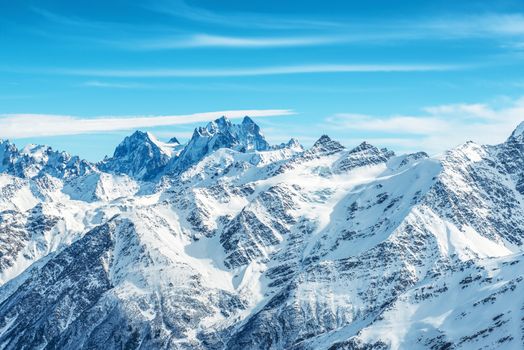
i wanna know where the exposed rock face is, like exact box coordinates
[0,140,94,179]
[335,142,394,173]
[272,138,304,152]
[1,117,524,349]
[99,131,172,181]
[311,134,345,154]
[170,116,271,174]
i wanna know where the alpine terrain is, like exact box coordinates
[1,115,524,350]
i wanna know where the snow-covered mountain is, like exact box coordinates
[1,116,524,349]
[1,140,95,179]
[99,131,182,180]
[169,116,271,174]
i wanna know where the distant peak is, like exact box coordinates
[272,138,303,151]
[111,130,161,159]
[126,130,153,142]
[350,141,376,153]
[311,135,344,153]
[205,116,232,133]
[0,140,18,156]
[168,137,180,144]
[508,121,524,143]
[313,135,332,145]
[215,116,231,127]
[21,143,38,153]
[242,116,255,125]
[287,138,302,148]
[172,115,270,173]
[0,139,16,150]
[102,130,172,180]
[387,151,427,171]
[130,130,147,137]
[21,144,54,157]
[241,116,262,134]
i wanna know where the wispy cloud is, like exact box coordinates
[0,109,294,139]
[326,114,449,134]
[30,7,104,29]
[147,0,337,29]
[423,14,524,38]
[27,4,524,58]
[342,14,524,43]
[29,5,524,50]
[79,80,390,92]
[147,1,524,41]
[31,8,344,50]
[41,63,461,78]
[129,34,346,50]
[325,97,524,154]
[82,80,150,89]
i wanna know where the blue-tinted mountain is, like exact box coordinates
[99,131,174,181]
[169,116,270,174]
[1,119,524,349]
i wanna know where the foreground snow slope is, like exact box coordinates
[0,116,524,349]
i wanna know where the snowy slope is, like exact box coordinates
[0,116,524,349]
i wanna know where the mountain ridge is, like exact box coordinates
[0,116,523,349]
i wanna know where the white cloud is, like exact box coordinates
[132,34,346,50]
[0,109,294,139]
[30,5,524,53]
[424,14,524,38]
[326,114,450,134]
[148,0,337,30]
[82,80,149,89]
[422,103,493,119]
[325,97,524,154]
[50,63,460,78]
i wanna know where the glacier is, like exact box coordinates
[0,116,524,349]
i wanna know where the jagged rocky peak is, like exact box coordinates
[21,143,64,162]
[168,136,180,145]
[197,116,269,151]
[0,140,18,165]
[240,115,260,134]
[335,141,394,173]
[445,140,485,162]
[387,151,428,171]
[0,139,17,152]
[272,138,303,151]
[0,141,93,179]
[171,116,271,172]
[310,134,345,154]
[100,130,172,181]
[21,143,52,156]
[507,121,524,143]
[349,141,376,153]
[349,141,395,158]
[112,131,157,157]
[286,137,302,149]
[20,144,75,167]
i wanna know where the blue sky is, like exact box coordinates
[2,0,524,161]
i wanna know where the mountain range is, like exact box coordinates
[1,116,524,349]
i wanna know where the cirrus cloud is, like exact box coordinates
[45,63,462,78]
